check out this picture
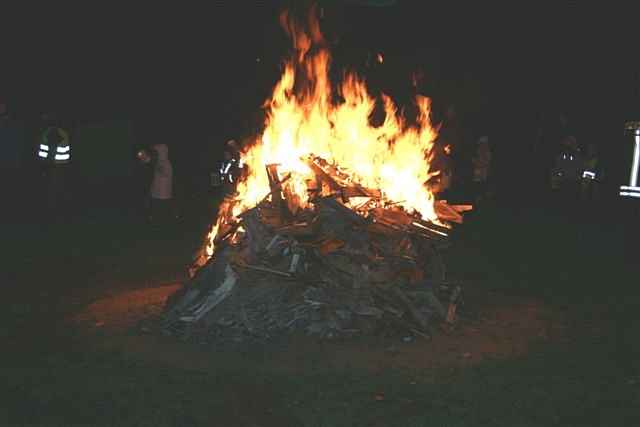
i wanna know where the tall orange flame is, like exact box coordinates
[205,5,439,258]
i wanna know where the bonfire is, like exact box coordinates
[161,4,471,344]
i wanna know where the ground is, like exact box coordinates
[2,197,639,426]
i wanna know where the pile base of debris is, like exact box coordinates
[160,156,471,345]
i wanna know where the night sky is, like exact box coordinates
[4,2,639,137]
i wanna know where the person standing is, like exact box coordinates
[551,135,583,208]
[148,143,175,224]
[428,103,460,198]
[580,142,601,203]
[0,99,21,170]
[0,100,23,221]
[36,113,73,220]
[472,135,492,205]
[135,145,154,219]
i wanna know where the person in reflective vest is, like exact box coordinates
[36,114,73,217]
[580,142,601,201]
[551,135,582,190]
[37,124,71,164]
[550,135,584,211]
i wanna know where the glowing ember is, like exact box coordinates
[205,5,440,260]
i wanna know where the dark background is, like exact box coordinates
[4,2,639,136]
[2,1,640,212]
[4,3,637,115]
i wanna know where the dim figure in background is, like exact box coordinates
[426,141,453,198]
[147,143,176,225]
[579,142,601,202]
[550,135,583,204]
[36,113,73,219]
[471,135,492,205]
[135,146,154,220]
[427,104,460,198]
[0,99,21,170]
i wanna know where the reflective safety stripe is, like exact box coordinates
[38,151,48,158]
[620,185,640,198]
[620,191,640,198]
[54,153,70,161]
[630,131,640,187]
[56,145,70,153]
[39,144,49,151]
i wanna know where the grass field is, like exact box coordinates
[2,198,639,426]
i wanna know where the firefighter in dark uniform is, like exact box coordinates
[211,139,244,196]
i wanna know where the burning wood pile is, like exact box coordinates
[160,156,470,343]
[159,4,472,344]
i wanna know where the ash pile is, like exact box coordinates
[160,156,471,344]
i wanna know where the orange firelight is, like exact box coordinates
[204,5,440,259]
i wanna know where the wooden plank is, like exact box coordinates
[450,204,473,213]
[342,185,382,199]
[275,222,315,237]
[370,207,413,226]
[265,164,291,222]
[305,158,344,193]
[434,200,464,224]
[316,196,368,226]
